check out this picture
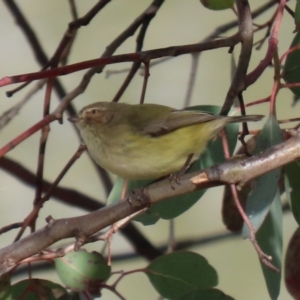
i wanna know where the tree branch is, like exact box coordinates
[0,130,299,275]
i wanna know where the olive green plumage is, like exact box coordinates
[69,102,263,180]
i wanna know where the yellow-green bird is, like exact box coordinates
[68,102,263,180]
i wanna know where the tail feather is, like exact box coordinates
[227,114,264,123]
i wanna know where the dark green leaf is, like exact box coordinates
[285,160,300,225]
[179,288,235,300]
[200,0,234,11]
[295,0,300,31]
[256,190,282,300]
[242,116,282,237]
[11,279,68,300]
[145,251,218,299]
[0,273,11,300]
[283,31,300,97]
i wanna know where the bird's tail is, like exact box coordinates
[227,114,264,123]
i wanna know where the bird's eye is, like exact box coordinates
[91,109,97,114]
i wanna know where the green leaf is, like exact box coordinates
[0,273,11,300]
[179,288,235,300]
[256,190,282,300]
[242,116,282,237]
[200,0,234,11]
[145,251,218,299]
[55,250,111,294]
[295,0,300,31]
[285,160,300,225]
[106,177,125,205]
[283,31,300,97]
[133,205,161,225]
[11,279,68,300]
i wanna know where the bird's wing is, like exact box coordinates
[140,109,219,137]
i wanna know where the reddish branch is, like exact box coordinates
[0,114,56,158]
[0,35,241,88]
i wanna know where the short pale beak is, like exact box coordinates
[68,116,79,123]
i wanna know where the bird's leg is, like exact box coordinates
[168,153,194,189]
[121,179,128,199]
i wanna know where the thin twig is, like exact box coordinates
[0,222,23,236]
[140,61,150,104]
[229,184,278,271]
[221,0,253,115]
[111,4,159,103]
[184,53,200,107]
[13,144,87,242]
[0,80,46,130]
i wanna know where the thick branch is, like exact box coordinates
[0,156,161,261]
[0,131,299,275]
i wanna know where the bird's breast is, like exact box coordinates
[81,123,212,180]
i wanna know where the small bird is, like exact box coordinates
[68,102,263,180]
